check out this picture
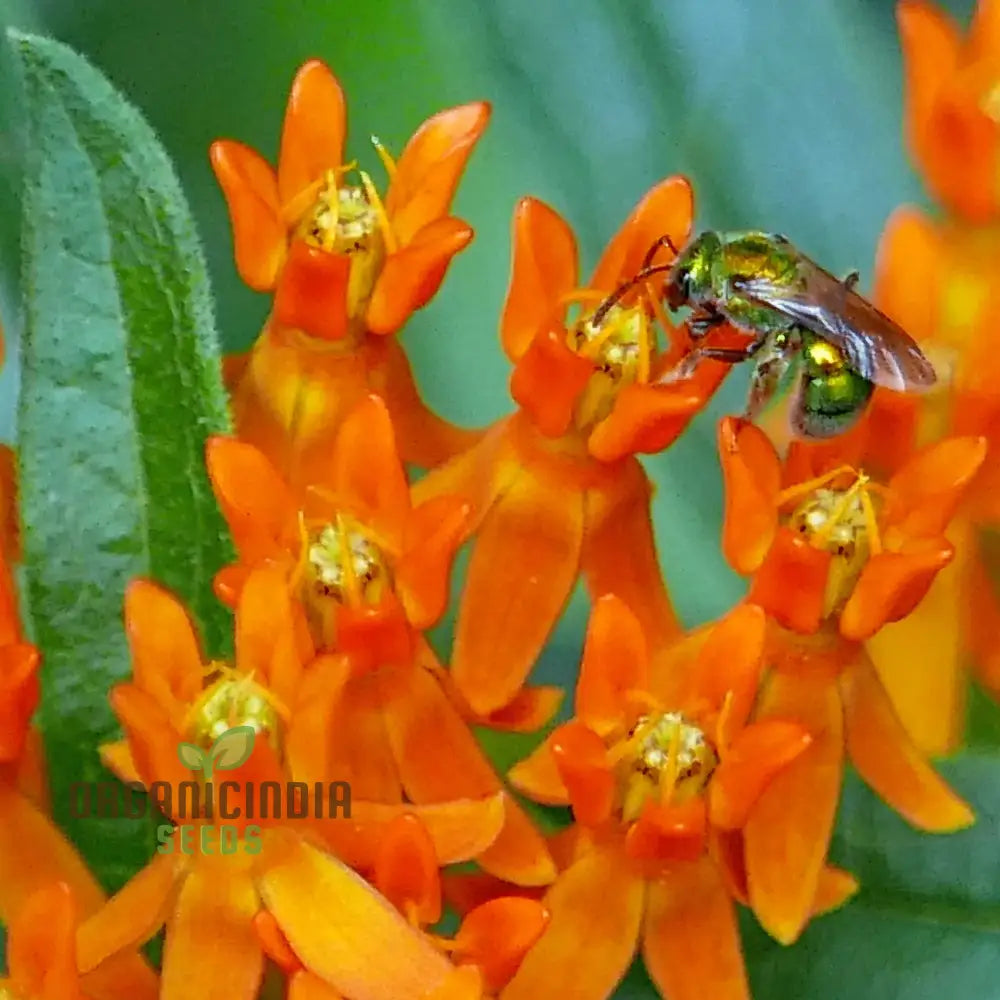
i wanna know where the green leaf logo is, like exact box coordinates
[177,742,209,773]
[208,726,256,771]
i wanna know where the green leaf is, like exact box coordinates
[177,742,208,773]
[9,29,232,891]
[209,725,256,771]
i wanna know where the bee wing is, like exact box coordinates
[732,264,935,391]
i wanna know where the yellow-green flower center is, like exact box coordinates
[299,174,380,254]
[307,521,392,605]
[613,711,717,823]
[189,666,282,750]
[572,303,647,381]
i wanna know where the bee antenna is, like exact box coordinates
[591,263,675,328]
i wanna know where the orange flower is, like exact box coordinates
[206,396,555,887]
[0,550,158,1000]
[413,180,728,716]
[505,596,822,1000]
[212,59,488,477]
[82,567,503,1000]
[718,416,978,941]
[898,0,1000,222]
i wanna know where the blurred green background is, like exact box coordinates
[0,1,992,997]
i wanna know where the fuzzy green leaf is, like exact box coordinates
[10,29,232,891]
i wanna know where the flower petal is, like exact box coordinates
[453,469,584,715]
[839,541,953,641]
[382,665,555,886]
[472,685,564,733]
[575,594,649,736]
[373,813,442,926]
[580,461,680,655]
[840,649,973,831]
[161,859,263,1000]
[109,685,189,791]
[642,859,749,1000]
[376,337,485,468]
[258,834,453,1000]
[588,380,714,463]
[507,737,570,807]
[422,966,484,1000]
[709,720,813,830]
[550,721,615,827]
[0,444,20,564]
[500,197,577,362]
[718,417,781,575]
[124,579,204,710]
[277,59,347,207]
[209,140,285,290]
[884,436,987,537]
[898,0,961,143]
[288,971,347,1000]
[590,176,693,291]
[748,528,831,635]
[205,436,300,564]
[0,643,39,762]
[328,394,410,545]
[397,496,470,629]
[8,883,83,1000]
[386,101,490,246]
[812,865,859,917]
[624,797,707,864]
[501,846,644,1000]
[273,241,351,341]
[743,665,843,945]
[367,218,473,335]
[77,852,185,973]
[453,897,550,992]
[510,323,595,438]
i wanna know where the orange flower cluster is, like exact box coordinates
[4,6,1000,997]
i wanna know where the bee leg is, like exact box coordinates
[842,270,860,290]
[657,341,762,384]
[640,233,680,270]
[688,307,726,340]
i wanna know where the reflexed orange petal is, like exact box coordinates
[884,436,987,536]
[252,911,301,973]
[386,102,490,246]
[840,650,973,831]
[77,852,185,973]
[502,846,644,1000]
[273,240,351,341]
[840,542,953,641]
[474,685,564,733]
[709,720,813,830]
[376,338,485,469]
[205,436,300,563]
[109,684,189,790]
[258,834,452,1000]
[329,394,410,544]
[718,417,781,575]
[588,381,712,463]
[0,784,103,924]
[575,594,649,736]
[581,461,680,654]
[550,721,615,827]
[684,603,766,736]
[476,797,558,888]
[812,865,859,917]
[124,579,203,709]
[8,883,82,1000]
[367,218,473,335]
[0,444,19,563]
[161,860,262,1000]
[897,0,961,147]
[289,971,347,1000]
[373,813,442,926]
[0,643,39,762]
[748,528,831,635]
[0,542,20,644]
[209,140,285,291]
[397,496,470,629]
[453,897,549,992]
[277,59,347,207]
[642,859,749,1000]
[744,666,843,944]
[510,324,595,438]
[453,471,584,715]
[507,737,569,806]
[591,175,693,291]
[500,197,577,362]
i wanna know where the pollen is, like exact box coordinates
[187,664,283,750]
[612,712,718,823]
[572,303,647,382]
[298,171,383,255]
[307,519,392,606]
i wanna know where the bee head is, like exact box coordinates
[665,231,717,311]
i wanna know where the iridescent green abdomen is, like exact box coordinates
[795,331,873,437]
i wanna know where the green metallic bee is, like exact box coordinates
[595,230,935,438]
